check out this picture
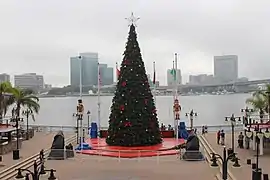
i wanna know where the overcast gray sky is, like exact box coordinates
[0,0,270,86]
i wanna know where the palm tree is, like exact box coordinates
[0,82,13,120]
[246,84,270,113]
[11,88,40,118]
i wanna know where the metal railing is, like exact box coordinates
[0,135,76,180]
[198,135,237,180]
[19,124,244,133]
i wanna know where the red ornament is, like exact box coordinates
[152,109,157,113]
[120,105,125,111]
[124,121,131,127]
[144,99,148,104]
[122,81,127,86]
[123,59,129,65]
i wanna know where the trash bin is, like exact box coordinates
[13,149,20,160]
[252,169,262,180]
[263,174,269,180]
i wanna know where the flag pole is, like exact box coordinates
[97,62,101,145]
[116,62,118,82]
[153,61,156,103]
[79,55,83,151]
[174,53,179,141]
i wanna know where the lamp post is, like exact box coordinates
[225,114,241,156]
[15,150,57,180]
[72,113,79,144]
[185,109,198,130]
[210,146,240,180]
[246,125,265,180]
[87,110,91,134]
[12,107,22,160]
[241,107,254,126]
[22,109,33,140]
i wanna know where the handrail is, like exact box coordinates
[20,124,243,132]
[199,135,237,180]
[0,135,76,180]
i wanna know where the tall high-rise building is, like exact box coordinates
[214,55,238,83]
[70,52,99,87]
[99,64,113,85]
[0,73,10,83]
[14,73,44,91]
[167,69,182,86]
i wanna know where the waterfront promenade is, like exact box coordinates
[0,131,75,171]
[203,132,270,179]
[45,154,217,180]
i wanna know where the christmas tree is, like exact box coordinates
[106,23,162,147]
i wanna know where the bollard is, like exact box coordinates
[247,159,252,165]
[252,168,262,180]
[263,174,269,180]
[252,163,257,169]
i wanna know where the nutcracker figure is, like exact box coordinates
[173,99,181,120]
[77,99,84,120]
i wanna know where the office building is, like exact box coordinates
[0,73,10,83]
[214,55,238,83]
[189,74,214,85]
[99,64,113,85]
[167,69,182,86]
[14,73,44,91]
[70,52,99,87]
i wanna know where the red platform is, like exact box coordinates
[77,138,185,158]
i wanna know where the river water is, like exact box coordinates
[26,93,252,128]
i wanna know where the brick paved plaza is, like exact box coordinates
[0,131,74,171]
[44,154,217,180]
[203,132,270,179]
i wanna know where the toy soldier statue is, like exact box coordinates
[77,99,84,120]
[173,99,181,120]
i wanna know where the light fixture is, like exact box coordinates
[210,154,218,167]
[257,130,264,139]
[48,169,57,180]
[264,129,270,138]
[232,158,241,167]
[246,129,253,138]
[15,169,24,179]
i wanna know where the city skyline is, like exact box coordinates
[0,1,270,87]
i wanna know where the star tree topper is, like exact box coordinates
[125,12,140,26]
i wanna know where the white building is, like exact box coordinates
[189,74,214,85]
[214,55,238,83]
[167,69,182,86]
[14,73,44,91]
[0,73,10,83]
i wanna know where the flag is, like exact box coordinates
[116,62,120,79]
[170,69,176,81]
[153,62,156,85]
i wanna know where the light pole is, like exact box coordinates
[185,110,197,130]
[246,126,264,180]
[72,113,79,144]
[12,107,23,160]
[87,110,91,134]
[225,114,241,157]
[22,109,33,140]
[210,146,240,180]
[15,150,57,180]
[241,107,254,126]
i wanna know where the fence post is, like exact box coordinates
[156,151,159,164]
[118,151,121,163]
[137,150,141,162]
